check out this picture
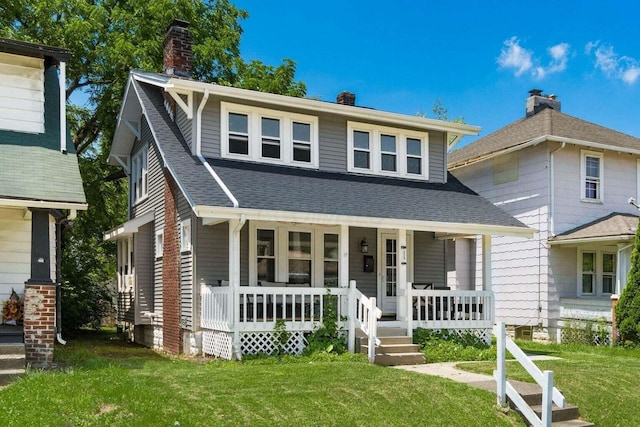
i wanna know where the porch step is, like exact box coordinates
[360,336,425,366]
[0,326,24,344]
[508,381,592,426]
[0,343,26,386]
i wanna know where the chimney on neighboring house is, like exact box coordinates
[163,19,192,78]
[336,91,356,106]
[525,89,561,117]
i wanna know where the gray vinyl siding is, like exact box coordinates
[240,223,249,285]
[177,191,193,330]
[195,221,229,287]
[428,131,446,182]
[413,231,445,287]
[349,227,377,298]
[175,106,192,154]
[318,113,346,172]
[134,222,154,325]
[200,100,220,158]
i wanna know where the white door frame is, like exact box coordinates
[377,229,413,316]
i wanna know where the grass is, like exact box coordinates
[457,340,640,427]
[0,330,523,427]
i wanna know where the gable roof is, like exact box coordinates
[0,38,71,63]
[132,80,531,237]
[549,212,638,245]
[448,108,640,168]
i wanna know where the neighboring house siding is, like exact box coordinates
[453,144,550,326]
[349,227,377,298]
[553,146,639,234]
[135,222,154,324]
[0,207,31,300]
[413,231,445,287]
[0,52,45,134]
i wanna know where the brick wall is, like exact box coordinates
[162,171,182,354]
[23,283,56,368]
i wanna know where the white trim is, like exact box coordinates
[194,205,534,238]
[220,102,319,168]
[0,198,87,211]
[347,121,429,180]
[59,61,66,152]
[155,228,164,258]
[580,149,603,203]
[577,249,616,297]
[637,158,640,204]
[131,71,480,136]
[180,218,192,252]
[103,210,155,241]
[131,144,149,205]
[549,235,633,245]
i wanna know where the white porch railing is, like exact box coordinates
[347,280,382,362]
[494,322,565,427]
[201,285,233,331]
[407,288,494,331]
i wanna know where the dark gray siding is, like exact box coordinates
[429,131,446,182]
[201,100,220,158]
[318,112,346,172]
[413,231,446,287]
[135,222,154,324]
[349,227,377,298]
[177,191,194,330]
[195,221,229,286]
[176,106,192,154]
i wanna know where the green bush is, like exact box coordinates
[303,293,347,355]
[413,328,496,363]
[616,217,640,343]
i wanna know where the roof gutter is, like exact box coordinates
[195,89,239,208]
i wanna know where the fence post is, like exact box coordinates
[368,297,377,363]
[496,321,507,407]
[542,370,553,427]
[348,280,357,353]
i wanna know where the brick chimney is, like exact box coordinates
[526,89,561,117]
[336,91,356,106]
[163,19,192,78]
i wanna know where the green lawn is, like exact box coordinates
[0,331,522,427]
[458,341,640,427]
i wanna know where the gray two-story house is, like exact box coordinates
[449,90,640,342]
[105,20,531,360]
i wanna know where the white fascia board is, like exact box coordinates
[131,72,480,136]
[103,210,155,241]
[548,235,633,246]
[109,77,142,165]
[193,205,534,238]
[0,198,88,211]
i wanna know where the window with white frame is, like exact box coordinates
[180,219,191,252]
[155,229,164,258]
[250,224,340,286]
[348,122,428,179]
[581,150,603,202]
[131,145,148,204]
[221,102,319,168]
[579,251,616,296]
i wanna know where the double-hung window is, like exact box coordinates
[581,150,603,202]
[131,145,148,204]
[221,102,319,168]
[579,251,616,296]
[348,122,428,179]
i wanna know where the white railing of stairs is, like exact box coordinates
[494,322,565,427]
[347,280,382,363]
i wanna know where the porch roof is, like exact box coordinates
[549,212,638,245]
[134,80,531,236]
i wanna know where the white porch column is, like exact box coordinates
[482,235,492,291]
[228,218,242,359]
[397,228,408,320]
[339,224,349,288]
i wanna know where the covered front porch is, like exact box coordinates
[196,215,499,360]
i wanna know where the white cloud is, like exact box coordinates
[588,41,640,85]
[498,37,570,80]
[497,37,532,77]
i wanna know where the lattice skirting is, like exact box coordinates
[558,320,612,346]
[241,331,307,356]
[202,330,234,360]
[445,328,492,345]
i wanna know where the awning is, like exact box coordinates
[549,212,638,245]
[103,210,154,241]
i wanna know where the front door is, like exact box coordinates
[379,232,413,316]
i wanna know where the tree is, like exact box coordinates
[416,98,465,124]
[616,218,640,343]
[0,0,306,331]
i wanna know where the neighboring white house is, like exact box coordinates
[449,90,640,340]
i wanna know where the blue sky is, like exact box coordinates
[234,0,640,147]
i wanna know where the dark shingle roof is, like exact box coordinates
[449,108,640,166]
[137,81,526,230]
[550,212,638,242]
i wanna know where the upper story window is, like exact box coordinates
[348,122,428,179]
[0,52,45,134]
[581,150,603,202]
[221,102,319,168]
[131,145,148,204]
[180,218,192,253]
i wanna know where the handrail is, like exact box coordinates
[494,322,565,427]
[348,280,382,363]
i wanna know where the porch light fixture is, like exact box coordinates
[360,238,368,253]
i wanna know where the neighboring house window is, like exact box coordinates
[180,219,192,252]
[348,121,428,179]
[131,145,148,204]
[578,251,616,296]
[155,229,164,258]
[0,52,45,134]
[221,102,319,168]
[250,223,340,286]
[581,150,603,202]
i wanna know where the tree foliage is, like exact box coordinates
[616,218,640,343]
[416,98,465,124]
[0,0,306,331]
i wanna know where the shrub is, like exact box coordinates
[303,293,347,355]
[413,328,495,363]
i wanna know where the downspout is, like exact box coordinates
[194,89,239,208]
[54,209,76,345]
